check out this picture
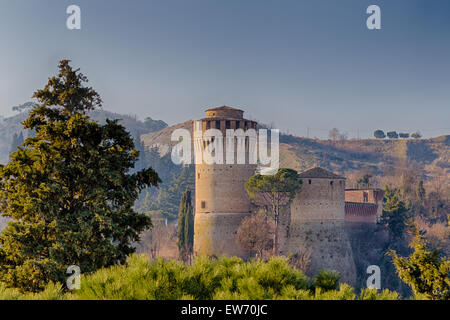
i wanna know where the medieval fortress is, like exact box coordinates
[193,106,384,284]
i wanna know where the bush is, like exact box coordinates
[359,288,400,300]
[0,254,403,300]
[313,270,341,291]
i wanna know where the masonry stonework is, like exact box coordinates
[193,106,257,258]
[193,107,360,286]
[284,168,357,285]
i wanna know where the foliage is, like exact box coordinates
[313,270,341,291]
[357,174,373,185]
[411,131,422,139]
[0,255,406,300]
[138,164,194,220]
[399,132,410,139]
[415,180,426,217]
[236,214,274,257]
[387,131,399,139]
[245,168,302,255]
[379,187,412,244]
[359,288,400,300]
[373,130,386,139]
[390,231,450,300]
[0,60,161,292]
[177,187,194,262]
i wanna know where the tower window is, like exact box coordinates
[226,120,231,129]
[216,120,220,129]
[201,201,206,209]
[308,179,312,185]
[206,121,210,130]
[236,121,240,129]
[330,181,334,186]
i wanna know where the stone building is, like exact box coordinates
[193,106,257,258]
[345,188,385,223]
[283,167,356,284]
[192,106,382,286]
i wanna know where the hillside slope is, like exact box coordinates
[0,109,167,164]
[141,121,449,180]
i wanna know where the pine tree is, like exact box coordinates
[415,180,426,217]
[380,187,411,246]
[177,187,194,263]
[9,133,18,154]
[390,231,450,300]
[0,60,161,292]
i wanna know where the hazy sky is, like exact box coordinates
[0,0,449,138]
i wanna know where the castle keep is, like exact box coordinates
[193,106,257,258]
[193,106,383,284]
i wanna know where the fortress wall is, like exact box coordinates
[194,212,252,258]
[291,178,346,222]
[286,177,356,285]
[287,220,356,285]
[195,164,255,214]
[278,205,291,256]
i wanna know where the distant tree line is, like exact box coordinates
[374,130,422,139]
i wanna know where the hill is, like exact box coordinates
[0,109,167,164]
[141,121,449,181]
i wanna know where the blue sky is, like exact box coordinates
[0,0,449,138]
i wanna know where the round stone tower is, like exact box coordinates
[193,106,257,258]
[285,167,356,285]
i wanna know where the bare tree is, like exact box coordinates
[137,221,174,260]
[236,214,274,258]
[287,245,313,272]
[328,128,340,141]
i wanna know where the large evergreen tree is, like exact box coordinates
[379,187,411,246]
[0,60,161,292]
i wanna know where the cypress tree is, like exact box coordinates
[184,187,194,262]
[177,187,193,263]
[9,133,18,154]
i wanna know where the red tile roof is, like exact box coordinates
[345,202,378,217]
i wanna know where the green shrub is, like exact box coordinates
[313,270,341,291]
[359,288,400,300]
[0,254,403,300]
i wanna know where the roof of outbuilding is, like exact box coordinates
[298,167,345,179]
[345,202,378,217]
